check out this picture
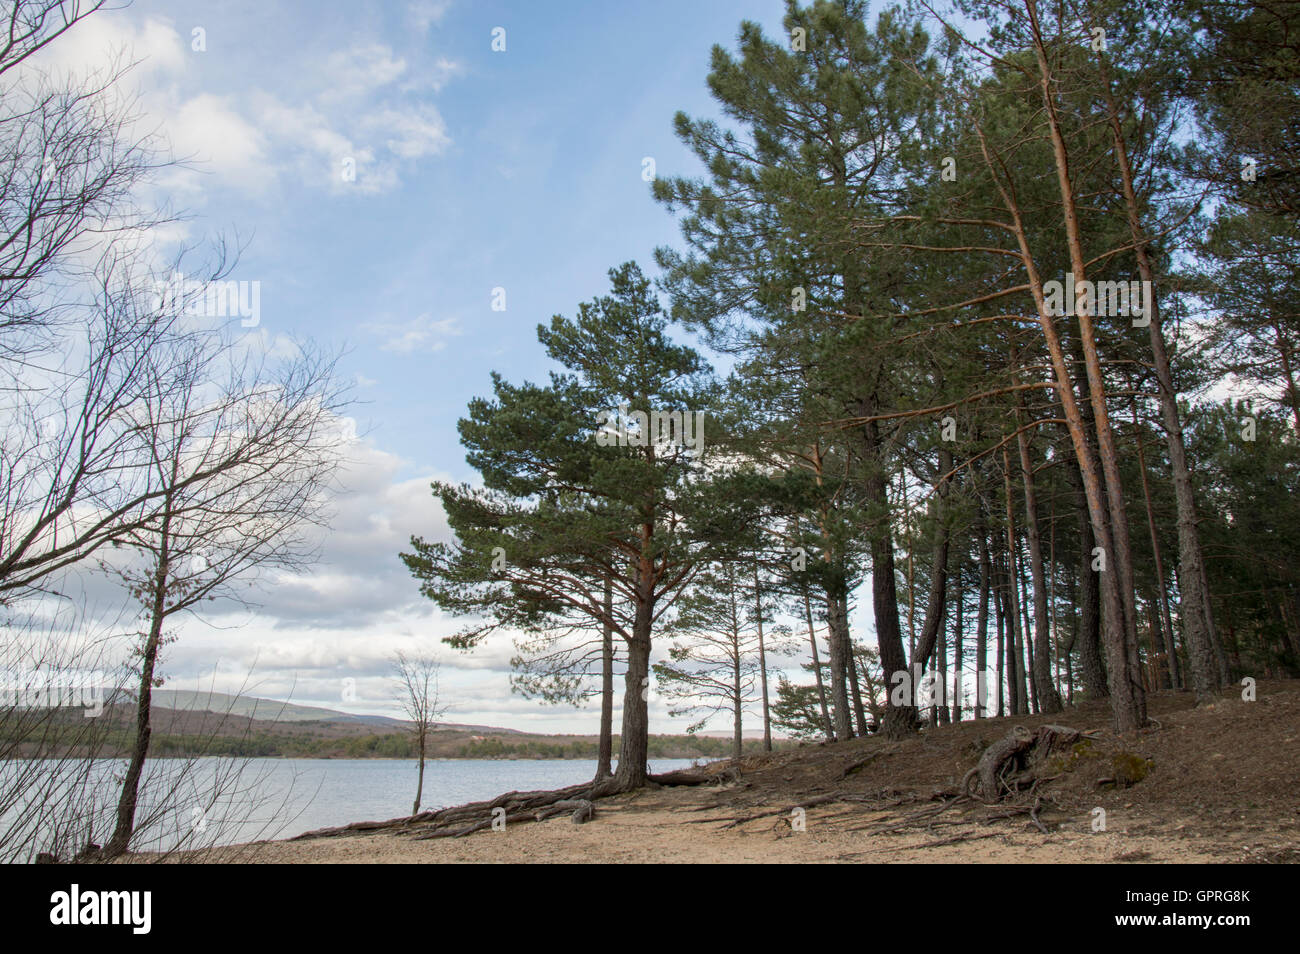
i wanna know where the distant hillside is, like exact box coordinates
[149,689,521,735]
[3,689,793,760]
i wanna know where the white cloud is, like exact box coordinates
[28,12,458,200]
[408,1,454,33]
[367,313,461,354]
[365,105,451,159]
[167,93,272,192]
[30,14,186,80]
[320,43,409,100]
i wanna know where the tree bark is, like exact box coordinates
[824,585,855,740]
[1098,71,1221,701]
[106,500,173,857]
[1133,414,1182,691]
[994,554,1009,718]
[951,563,963,723]
[845,627,871,737]
[414,728,427,814]
[1017,410,1062,712]
[803,587,834,739]
[614,547,655,789]
[871,482,912,738]
[615,629,651,789]
[753,562,772,752]
[597,578,614,780]
[1020,560,1039,713]
[976,529,991,718]
[732,626,743,762]
[1026,0,1145,729]
[936,600,950,726]
[910,448,954,675]
[1001,449,1029,715]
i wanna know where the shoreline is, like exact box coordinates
[171,683,1300,864]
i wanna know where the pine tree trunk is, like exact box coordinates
[824,586,855,740]
[1134,417,1183,691]
[977,532,991,718]
[753,563,772,753]
[994,556,1008,717]
[597,579,614,780]
[911,449,954,681]
[853,407,912,739]
[732,633,743,762]
[614,557,654,789]
[1025,0,1145,730]
[873,516,912,738]
[1099,75,1221,701]
[803,588,834,739]
[1017,413,1062,711]
[1020,565,1039,713]
[951,563,963,723]
[845,630,870,737]
[1201,558,1231,682]
[937,606,950,725]
[1062,445,1107,697]
[1002,451,1029,715]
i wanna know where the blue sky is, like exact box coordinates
[68,0,792,481]
[42,0,831,733]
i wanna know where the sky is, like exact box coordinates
[31,0,849,734]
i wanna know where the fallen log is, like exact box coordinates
[648,766,728,786]
[293,777,632,842]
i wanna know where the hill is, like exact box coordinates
[2,690,788,761]
[148,689,516,734]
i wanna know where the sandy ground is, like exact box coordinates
[182,682,1300,864]
[208,786,1281,864]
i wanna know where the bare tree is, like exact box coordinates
[0,2,111,79]
[1,4,170,357]
[0,0,348,862]
[0,602,128,862]
[393,651,443,815]
[0,247,240,600]
[97,297,348,857]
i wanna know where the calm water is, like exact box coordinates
[265,758,697,839]
[1,757,698,858]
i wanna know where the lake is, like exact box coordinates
[262,757,698,839]
[0,757,699,859]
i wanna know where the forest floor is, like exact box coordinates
[195,679,1300,864]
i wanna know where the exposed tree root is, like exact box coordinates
[962,724,1098,803]
[861,830,1001,853]
[291,768,718,842]
[849,795,974,834]
[717,793,841,829]
[838,752,884,780]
